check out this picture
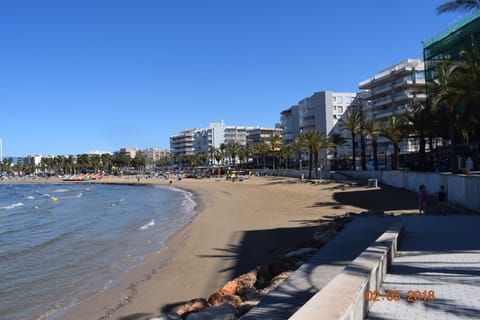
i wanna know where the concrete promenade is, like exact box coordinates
[242,215,401,319]
[367,215,480,320]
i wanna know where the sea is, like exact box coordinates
[0,182,196,320]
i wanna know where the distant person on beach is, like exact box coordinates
[437,185,447,215]
[418,184,427,214]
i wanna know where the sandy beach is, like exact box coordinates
[36,175,421,320]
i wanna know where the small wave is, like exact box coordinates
[0,202,24,210]
[24,195,35,200]
[139,219,155,230]
[54,189,71,193]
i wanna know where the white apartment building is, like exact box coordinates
[170,129,196,156]
[247,127,283,145]
[358,59,426,156]
[171,122,280,158]
[298,91,356,136]
[280,106,299,145]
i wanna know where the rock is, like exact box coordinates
[234,269,257,289]
[238,287,262,301]
[285,247,316,258]
[166,313,182,320]
[237,301,260,317]
[185,304,237,320]
[209,293,242,307]
[175,298,208,318]
[208,269,258,305]
[259,271,292,295]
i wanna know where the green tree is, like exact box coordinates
[268,133,282,173]
[430,61,468,171]
[364,120,382,170]
[208,146,217,166]
[340,108,361,170]
[297,130,328,179]
[380,116,408,170]
[253,142,270,169]
[328,133,347,170]
[436,0,480,14]
[278,143,295,169]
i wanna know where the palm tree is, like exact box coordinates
[436,0,480,14]
[219,143,226,165]
[406,104,433,171]
[339,108,361,170]
[268,133,282,173]
[297,130,328,179]
[328,133,347,170]
[364,120,381,170]
[225,142,241,166]
[430,61,468,171]
[253,142,270,169]
[208,146,217,167]
[380,116,408,170]
[277,143,295,169]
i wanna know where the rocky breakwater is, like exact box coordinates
[160,218,349,320]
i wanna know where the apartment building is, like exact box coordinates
[171,122,279,156]
[358,59,426,155]
[280,106,300,145]
[297,91,356,136]
[424,10,480,85]
[170,129,196,156]
[247,127,283,145]
[118,147,141,158]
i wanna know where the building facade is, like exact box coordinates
[170,122,279,156]
[424,10,480,85]
[358,59,427,156]
[170,129,196,156]
[247,127,283,145]
[280,106,300,145]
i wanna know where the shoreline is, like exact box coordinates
[7,175,422,320]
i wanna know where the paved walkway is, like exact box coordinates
[367,215,480,320]
[242,215,400,320]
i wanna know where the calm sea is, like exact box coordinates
[0,183,196,320]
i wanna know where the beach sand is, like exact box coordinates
[53,175,420,320]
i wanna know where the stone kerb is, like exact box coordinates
[289,222,404,320]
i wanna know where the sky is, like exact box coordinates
[0,0,465,157]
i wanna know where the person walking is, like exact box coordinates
[418,185,428,215]
[437,185,447,215]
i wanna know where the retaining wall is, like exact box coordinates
[337,170,480,212]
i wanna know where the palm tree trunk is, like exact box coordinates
[373,139,378,170]
[308,147,313,179]
[351,133,357,170]
[449,118,457,171]
[394,142,400,170]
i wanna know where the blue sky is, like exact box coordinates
[0,0,463,156]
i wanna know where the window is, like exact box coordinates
[338,106,344,113]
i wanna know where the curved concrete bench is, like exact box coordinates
[289,221,404,320]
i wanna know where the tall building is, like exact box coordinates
[170,129,196,156]
[297,91,356,136]
[424,10,480,85]
[247,127,283,145]
[280,106,300,144]
[359,59,426,155]
[170,122,280,157]
[118,147,140,158]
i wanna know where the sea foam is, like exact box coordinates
[0,202,24,210]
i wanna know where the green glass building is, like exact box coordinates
[424,11,480,83]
